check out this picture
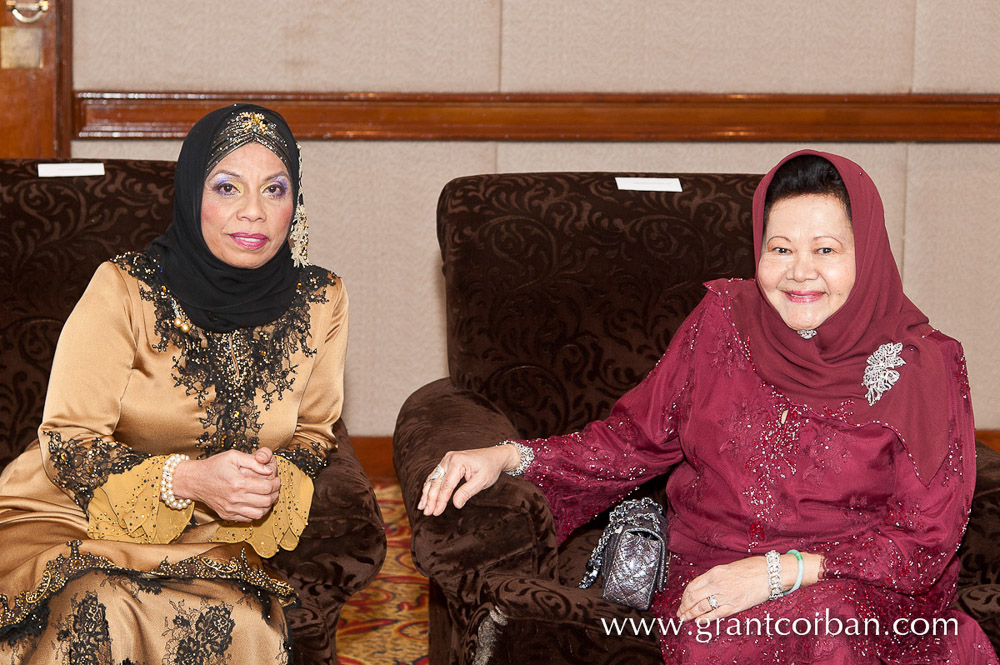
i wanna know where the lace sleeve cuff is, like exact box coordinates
[211,457,314,557]
[816,535,943,594]
[46,431,150,511]
[87,456,193,544]
[273,442,328,480]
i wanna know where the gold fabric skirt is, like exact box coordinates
[0,442,295,664]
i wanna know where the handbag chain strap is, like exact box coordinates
[579,497,664,589]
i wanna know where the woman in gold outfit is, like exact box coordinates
[0,104,348,663]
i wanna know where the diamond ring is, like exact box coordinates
[428,465,446,481]
[708,594,719,610]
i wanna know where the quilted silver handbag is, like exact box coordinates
[579,497,669,610]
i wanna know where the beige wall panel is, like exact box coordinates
[71,140,183,161]
[914,1,1000,92]
[73,139,998,430]
[299,141,496,435]
[72,139,496,436]
[500,1,915,93]
[496,142,908,266]
[74,1,501,91]
[904,145,1000,427]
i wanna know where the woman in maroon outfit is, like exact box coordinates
[420,151,998,664]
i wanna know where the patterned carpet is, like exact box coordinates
[338,481,429,665]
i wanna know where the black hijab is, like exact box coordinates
[148,104,302,333]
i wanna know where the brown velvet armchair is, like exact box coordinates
[392,172,1000,665]
[0,158,386,665]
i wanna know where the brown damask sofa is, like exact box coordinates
[392,172,1000,665]
[0,158,386,665]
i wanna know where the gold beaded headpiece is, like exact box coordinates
[203,108,309,267]
[206,111,292,173]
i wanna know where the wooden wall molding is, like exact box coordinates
[74,92,1000,142]
[351,436,395,481]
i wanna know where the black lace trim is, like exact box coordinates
[45,432,150,511]
[164,599,236,664]
[111,252,335,475]
[53,591,111,665]
[274,444,327,480]
[0,541,294,636]
[1,603,46,657]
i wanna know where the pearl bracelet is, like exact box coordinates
[497,440,534,477]
[160,453,192,510]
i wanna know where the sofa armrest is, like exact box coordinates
[270,420,387,665]
[393,378,560,607]
[462,572,659,665]
[958,441,1000,589]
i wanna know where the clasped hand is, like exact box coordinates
[172,447,280,522]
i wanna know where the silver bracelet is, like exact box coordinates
[764,550,784,600]
[765,549,783,600]
[497,440,534,477]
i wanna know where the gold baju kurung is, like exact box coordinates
[0,251,348,664]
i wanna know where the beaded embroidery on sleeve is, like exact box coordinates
[45,431,150,511]
[86,456,192,544]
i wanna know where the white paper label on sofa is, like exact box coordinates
[38,163,106,178]
[615,177,683,193]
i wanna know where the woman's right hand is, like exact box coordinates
[171,448,281,522]
[418,444,521,516]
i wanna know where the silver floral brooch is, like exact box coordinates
[862,342,906,406]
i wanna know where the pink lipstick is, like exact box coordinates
[230,233,268,250]
[784,290,823,303]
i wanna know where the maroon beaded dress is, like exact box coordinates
[521,283,995,663]
[518,148,999,665]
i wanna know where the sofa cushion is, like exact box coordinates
[0,159,176,466]
[437,172,759,439]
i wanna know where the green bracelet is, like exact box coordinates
[783,549,804,595]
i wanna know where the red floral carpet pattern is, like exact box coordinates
[338,481,429,665]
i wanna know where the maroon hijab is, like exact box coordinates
[725,150,949,482]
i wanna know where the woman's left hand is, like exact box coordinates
[241,447,278,479]
[677,556,771,622]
